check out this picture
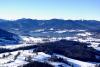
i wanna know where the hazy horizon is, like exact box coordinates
[0,17,100,21]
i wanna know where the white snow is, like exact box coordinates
[49,28,54,30]
[2,59,28,67]
[55,29,86,33]
[34,29,44,32]
[32,52,51,62]
[0,30,100,67]
[55,54,99,67]
[0,46,99,67]
[55,30,67,33]
[77,32,92,36]
[49,62,71,67]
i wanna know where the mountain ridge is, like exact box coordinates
[0,28,21,45]
[0,18,100,36]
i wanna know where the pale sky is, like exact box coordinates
[0,0,100,20]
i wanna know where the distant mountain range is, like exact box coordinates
[0,19,100,66]
[0,18,100,36]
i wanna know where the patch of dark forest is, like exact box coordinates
[0,39,100,62]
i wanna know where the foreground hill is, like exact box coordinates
[34,39,100,62]
[0,40,100,67]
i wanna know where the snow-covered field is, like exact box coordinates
[0,49,99,67]
[20,31,100,49]
[0,30,100,67]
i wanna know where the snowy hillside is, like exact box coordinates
[0,19,100,67]
[0,39,100,67]
[0,29,21,45]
